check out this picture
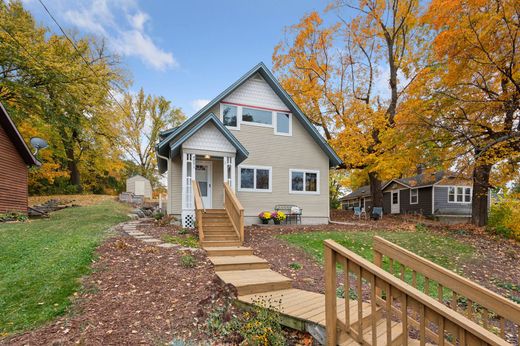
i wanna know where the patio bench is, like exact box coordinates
[274,204,302,224]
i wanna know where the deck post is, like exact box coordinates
[325,244,337,346]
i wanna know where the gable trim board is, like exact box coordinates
[158,113,248,173]
[157,62,342,168]
[0,102,40,167]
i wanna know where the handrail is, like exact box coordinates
[373,236,520,342]
[192,179,204,241]
[324,239,510,346]
[223,182,244,243]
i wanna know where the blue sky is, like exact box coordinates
[22,0,339,115]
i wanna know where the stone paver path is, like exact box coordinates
[120,220,199,253]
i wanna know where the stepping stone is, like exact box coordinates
[142,238,161,243]
[134,235,153,239]
[157,243,177,248]
[127,231,144,235]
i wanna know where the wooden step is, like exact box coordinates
[202,230,237,236]
[203,218,232,224]
[204,225,234,231]
[204,246,254,256]
[339,318,403,346]
[204,209,227,214]
[204,235,240,241]
[209,255,270,271]
[216,269,292,295]
[201,240,242,247]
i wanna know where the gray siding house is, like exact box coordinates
[342,171,474,220]
[156,63,342,227]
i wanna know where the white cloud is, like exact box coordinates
[191,99,210,112]
[56,0,176,71]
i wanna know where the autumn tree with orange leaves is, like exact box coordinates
[273,0,431,208]
[410,0,520,226]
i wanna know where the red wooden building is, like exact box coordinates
[0,102,40,213]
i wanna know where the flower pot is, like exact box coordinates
[261,219,269,224]
[273,219,281,225]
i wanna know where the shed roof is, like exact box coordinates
[0,102,40,166]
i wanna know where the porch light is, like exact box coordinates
[204,155,211,159]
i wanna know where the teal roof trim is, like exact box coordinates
[157,113,249,174]
[157,62,343,167]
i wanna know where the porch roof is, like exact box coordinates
[157,113,249,173]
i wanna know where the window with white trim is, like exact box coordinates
[289,169,319,194]
[275,112,291,135]
[221,104,238,128]
[239,165,272,192]
[448,186,472,203]
[410,188,418,204]
[242,107,272,126]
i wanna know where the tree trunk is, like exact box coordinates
[60,129,82,192]
[368,171,383,209]
[471,163,491,226]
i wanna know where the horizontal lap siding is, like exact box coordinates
[434,186,472,215]
[0,123,28,213]
[400,187,433,216]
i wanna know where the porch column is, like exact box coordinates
[223,156,236,191]
[181,152,196,227]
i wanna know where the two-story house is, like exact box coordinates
[156,63,342,227]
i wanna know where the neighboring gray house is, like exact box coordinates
[126,175,152,199]
[340,171,475,220]
[156,62,342,227]
[339,185,373,210]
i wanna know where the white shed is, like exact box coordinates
[126,175,152,198]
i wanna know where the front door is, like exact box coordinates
[195,161,212,208]
[391,191,400,214]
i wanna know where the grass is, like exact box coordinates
[161,234,199,248]
[278,227,475,299]
[0,200,130,335]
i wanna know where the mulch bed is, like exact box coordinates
[3,226,231,345]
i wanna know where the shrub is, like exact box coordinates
[288,262,302,270]
[178,228,189,235]
[0,212,28,223]
[153,211,165,220]
[206,296,285,345]
[180,254,196,268]
[488,194,520,241]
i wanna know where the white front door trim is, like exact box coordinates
[196,161,212,209]
[391,190,400,214]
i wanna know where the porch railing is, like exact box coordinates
[373,236,520,343]
[192,179,204,241]
[324,239,509,346]
[223,182,244,243]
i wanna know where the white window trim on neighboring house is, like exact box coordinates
[289,169,320,195]
[410,188,419,204]
[219,103,240,130]
[447,186,472,203]
[238,165,272,192]
[220,102,292,136]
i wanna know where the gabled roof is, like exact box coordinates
[157,62,343,167]
[0,102,40,166]
[157,113,249,173]
[340,184,372,201]
[381,171,470,190]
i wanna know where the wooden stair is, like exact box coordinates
[216,269,292,295]
[208,255,270,271]
[199,209,241,247]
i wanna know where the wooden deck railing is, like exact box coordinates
[373,236,520,344]
[324,239,510,346]
[223,182,244,243]
[192,179,204,241]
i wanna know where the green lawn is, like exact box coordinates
[0,200,129,335]
[278,228,475,299]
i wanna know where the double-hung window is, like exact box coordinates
[448,186,472,203]
[239,165,272,192]
[410,188,418,204]
[289,169,319,194]
[275,112,291,135]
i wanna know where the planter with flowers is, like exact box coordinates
[271,211,286,225]
[258,211,272,224]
